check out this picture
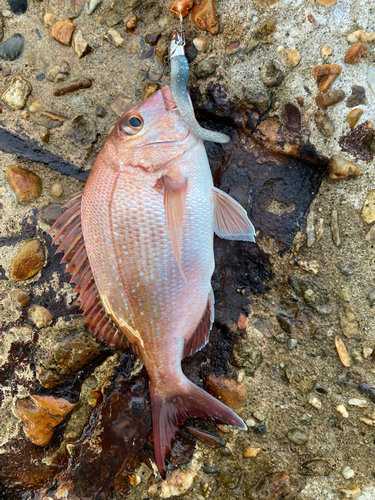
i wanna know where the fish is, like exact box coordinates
[51,85,255,476]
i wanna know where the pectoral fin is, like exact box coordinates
[163,175,188,283]
[212,187,256,242]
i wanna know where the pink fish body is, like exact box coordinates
[52,86,255,475]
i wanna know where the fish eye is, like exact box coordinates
[119,113,143,135]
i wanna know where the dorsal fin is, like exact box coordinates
[183,289,214,359]
[50,192,130,352]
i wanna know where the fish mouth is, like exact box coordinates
[140,130,191,149]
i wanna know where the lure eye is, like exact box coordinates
[119,113,143,135]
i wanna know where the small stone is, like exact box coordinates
[38,127,50,143]
[0,12,3,42]
[255,18,276,44]
[299,458,329,476]
[346,85,367,107]
[237,313,247,330]
[191,0,219,35]
[306,211,315,247]
[243,89,270,115]
[44,12,56,28]
[28,98,43,114]
[287,427,308,445]
[253,411,267,422]
[286,338,298,350]
[244,447,261,458]
[337,264,353,276]
[341,466,355,480]
[308,394,322,408]
[6,167,42,203]
[254,425,267,435]
[346,108,363,129]
[145,33,161,46]
[125,14,137,31]
[311,64,342,92]
[195,59,217,78]
[170,0,194,18]
[50,182,64,198]
[321,44,333,60]
[361,191,375,223]
[66,0,85,19]
[205,373,247,412]
[368,65,375,96]
[148,470,196,498]
[1,75,32,110]
[193,37,206,51]
[315,89,345,108]
[335,336,351,367]
[104,28,124,47]
[5,0,27,15]
[348,30,375,43]
[336,404,349,418]
[345,43,368,64]
[39,204,63,225]
[142,82,160,101]
[339,485,361,498]
[338,303,361,338]
[260,61,284,87]
[14,395,76,447]
[155,36,168,64]
[10,288,30,308]
[86,0,102,15]
[315,0,336,3]
[21,110,30,120]
[96,0,139,27]
[225,41,240,55]
[10,239,45,281]
[278,47,301,67]
[296,259,319,274]
[245,39,259,54]
[329,156,361,181]
[66,114,97,149]
[249,472,303,500]
[29,305,53,328]
[368,289,375,306]
[348,398,369,407]
[246,418,256,428]
[288,275,331,315]
[74,30,92,58]
[46,61,70,83]
[2,10,12,18]
[53,77,92,96]
[331,209,341,246]
[51,19,76,46]
[301,412,313,424]
[283,103,301,132]
[363,347,373,358]
[2,65,11,76]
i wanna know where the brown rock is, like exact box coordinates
[279,47,301,67]
[66,0,85,19]
[125,14,137,31]
[10,289,30,308]
[44,12,56,28]
[6,167,42,203]
[307,14,317,27]
[321,45,333,60]
[255,18,276,44]
[260,62,284,87]
[249,472,303,499]
[14,395,76,446]
[225,41,240,55]
[29,305,53,328]
[315,110,335,136]
[244,447,261,458]
[51,19,76,46]
[283,103,301,133]
[2,65,11,77]
[170,0,194,18]
[347,30,375,43]
[53,77,92,96]
[328,156,361,180]
[237,313,247,330]
[110,94,132,117]
[346,85,367,108]
[39,204,63,225]
[315,0,336,4]
[34,111,68,129]
[143,82,161,101]
[205,373,247,412]
[191,0,219,36]
[311,64,342,92]
[39,127,50,143]
[253,0,278,5]
[335,336,351,367]
[10,239,45,281]
[345,43,368,64]
[315,89,345,108]
[346,108,363,129]
[50,181,64,198]
[338,303,362,338]
[74,30,92,58]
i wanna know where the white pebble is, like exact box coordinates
[252,16,258,23]
[348,398,369,408]
[245,418,256,428]
[363,347,373,358]
[336,404,349,418]
[308,394,322,409]
[2,10,12,17]
[341,466,355,479]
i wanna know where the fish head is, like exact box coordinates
[106,86,196,173]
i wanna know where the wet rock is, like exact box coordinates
[29,305,53,328]
[51,18,76,46]
[10,239,45,281]
[1,75,32,109]
[346,85,367,107]
[260,61,284,87]
[10,288,30,307]
[205,373,247,412]
[125,13,137,30]
[74,30,92,58]
[66,0,85,19]
[330,209,341,246]
[287,428,308,445]
[315,89,345,108]
[338,303,361,338]
[104,28,124,47]
[143,82,161,101]
[66,114,97,149]
[46,61,70,82]
[231,344,263,374]
[191,0,219,35]
[86,0,102,14]
[328,156,360,180]
[249,472,303,499]
[283,103,301,133]
[299,459,329,476]
[195,59,217,78]
[361,191,375,223]
[39,203,63,225]
[36,331,101,388]
[368,65,375,96]
[285,368,317,393]
[311,64,342,92]
[35,111,68,129]
[50,181,64,198]
[347,30,375,43]
[53,77,92,96]
[346,108,363,129]
[244,89,270,115]
[6,0,27,15]
[335,336,351,367]
[345,43,368,64]
[6,166,42,202]
[149,470,196,498]
[14,395,76,446]
[288,275,332,315]
[315,110,335,136]
[244,446,261,458]
[96,0,139,28]
[339,485,361,498]
[145,32,161,46]
[28,98,43,114]
[186,426,226,447]
[193,37,206,51]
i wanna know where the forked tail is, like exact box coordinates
[150,375,247,476]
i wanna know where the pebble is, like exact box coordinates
[0,33,25,61]
[148,470,196,498]
[205,373,247,412]
[46,62,70,83]
[339,485,361,498]
[155,36,168,64]
[74,30,92,58]
[368,289,375,306]
[283,103,301,132]
[38,127,50,143]
[195,59,217,78]
[50,182,64,198]
[348,30,375,43]
[286,338,298,350]
[193,37,206,51]
[51,18,76,46]
[243,89,271,115]
[345,43,368,64]
[97,0,139,28]
[191,0,219,36]
[142,82,160,100]
[86,0,102,15]
[53,77,92,96]
[43,12,56,28]
[328,156,361,180]
[296,260,319,276]
[288,275,332,315]
[308,394,322,408]
[244,446,261,458]
[35,110,68,130]
[39,204,63,225]
[104,28,124,47]
[363,347,373,358]
[145,33,161,46]
[311,64,342,92]
[246,418,256,427]
[337,264,353,276]
[245,39,259,54]
[28,98,43,114]
[13,395,76,446]
[254,425,267,435]
[341,466,355,479]
[110,94,132,117]
[316,89,345,108]
[306,211,315,247]
[335,336,351,367]
[338,303,361,338]
[361,191,375,223]
[66,114,97,149]
[249,472,303,499]
[348,398,369,407]
[66,0,85,19]
[277,46,300,67]
[299,458,328,476]
[346,85,367,107]
[125,14,137,31]
[29,305,53,328]
[367,65,375,96]
[0,12,3,42]
[2,65,11,76]
[10,288,30,308]
[1,75,32,109]
[346,108,363,129]
[260,61,284,87]
[225,41,240,55]
[331,209,341,246]
[316,0,336,4]
[10,239,45,281]
[286,427,308,445]
[321,44,333,60]
[7,167,42,203]
[336,404,349,418]
[170,0,194,18]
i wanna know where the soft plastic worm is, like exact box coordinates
[170,37,230,144]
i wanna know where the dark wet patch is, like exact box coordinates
[6,0,27,15]
[339,121,374,162]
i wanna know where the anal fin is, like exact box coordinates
[183,289,214,359]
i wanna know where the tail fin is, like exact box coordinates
[150,376,246,476]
